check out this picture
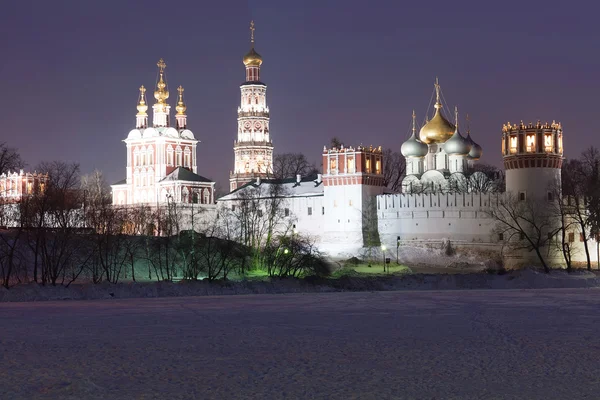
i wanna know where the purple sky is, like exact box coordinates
[2,0,598,190]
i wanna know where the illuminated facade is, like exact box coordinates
[0,170,47,203]
[111,59,215,206]
[229,21,274,192]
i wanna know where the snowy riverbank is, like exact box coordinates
[2,269,600,302]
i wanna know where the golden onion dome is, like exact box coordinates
[419,104,455,144]
[136,85,148,116]
[243,48,263,67]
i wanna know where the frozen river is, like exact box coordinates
[1,289,599,399]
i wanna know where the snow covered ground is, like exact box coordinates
[1,289,599,399]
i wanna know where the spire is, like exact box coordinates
[250,20,255,48]
[176,86,186,115]
[434,77,442,109]
[152,58,171,127]
[137,86,148,115]
[454,105,459,128]
[412,110,416,136]
[154,58,169,105]
[466,113,471,134]
[175,85,187,130]
[136,85,148,129]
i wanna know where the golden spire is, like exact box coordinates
[154,58,169,104]
[250,20,255,48]
[137,85,148,115]
[412,110,416,136]
[176,85,186,115]
[434,77,442,109]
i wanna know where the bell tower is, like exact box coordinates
[229,21,274,192]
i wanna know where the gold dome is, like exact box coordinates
[136,85,148,116]
[419,106,455,144]
[243,48,263,67]
[176,85,186,115]
[418,78,455,144]
[154,59,169,104]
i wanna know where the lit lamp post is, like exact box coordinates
[381,245,386,272]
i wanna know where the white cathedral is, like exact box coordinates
[109,22,595,269]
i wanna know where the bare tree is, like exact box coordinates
[226,182,293,272]
[35,162,88,286]
[382,149,405,193]
[82,171,130,283]
[580,147,600,269]
[0,143,25,175]
[487,193,559,273]
[272,153,318,180]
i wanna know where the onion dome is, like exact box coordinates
[243,21,263,67]
[243,48,263,67]
[419,78,455,144]
[153,58,169,104]
[466,132,482,160]
[443,107,472,156]
[176,86,186,115]
[401,110,428,158]
[136,86,148,116]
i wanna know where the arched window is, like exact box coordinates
[167,146,174,166]
[203,189,210,204]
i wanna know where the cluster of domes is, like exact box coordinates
[401,80,483,160]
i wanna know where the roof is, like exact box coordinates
[219,175,324,201]
[160,167,214,183]
[112,179,127,186]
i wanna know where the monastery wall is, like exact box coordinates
[376,192,501,264]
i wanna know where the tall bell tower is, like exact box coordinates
[229,21,274,192]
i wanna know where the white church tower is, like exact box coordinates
[230,21,274,192]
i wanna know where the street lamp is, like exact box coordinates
[381,244,386,272]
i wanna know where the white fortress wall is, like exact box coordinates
[377,192,502,264]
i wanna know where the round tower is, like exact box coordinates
[502,120,563,199]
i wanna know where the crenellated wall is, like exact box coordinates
[377,192,501,247]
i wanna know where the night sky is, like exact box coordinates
[2,0,597,190]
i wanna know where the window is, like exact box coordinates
[568,232,575,243]
[347,157,355,173]
[349,199,352,206]
[257,209,263,217]
[547,192,554,201]
[322,206,325,215]
[580,233,585,242]
[330,158,337,172]
[526,134,535,152]
[510,136,518,154]
[232,205,236,212]
[544,134,553,152]
[284,208,290,217]
[498,233,504,241]
[307,207,312,216]
[519,192,526,201]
